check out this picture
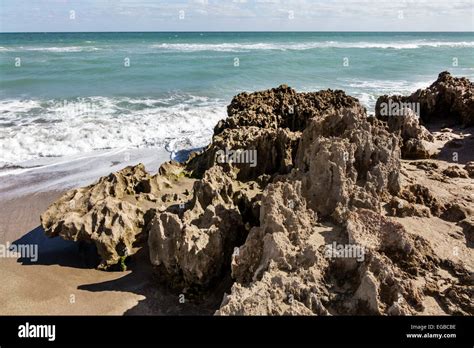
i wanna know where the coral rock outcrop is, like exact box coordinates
[41,75,473,316]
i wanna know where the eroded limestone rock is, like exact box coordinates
[41,164,192,268]
[376,71,474,127]
[41,77,473,316]
[148,166,247,287]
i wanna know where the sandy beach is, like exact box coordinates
[0,147,224,315]
[0,187,226,315]
[1,2,473,345]
[0,178,153,315]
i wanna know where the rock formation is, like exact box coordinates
[41,163,195,268]
[41,73,473,315]
[376,71,474,127]
[375,71,474,159]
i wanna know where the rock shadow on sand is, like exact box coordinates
[77,248,223,315]
[12,225,100,269]
[13,228,223,315]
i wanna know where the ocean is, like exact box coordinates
[0,31,473,171]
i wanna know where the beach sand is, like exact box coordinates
[0,190,145,315]
[0,190,224,315]
[0,148,225,315]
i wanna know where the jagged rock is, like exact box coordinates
[40,76,473,316]
[345,209,439,314]
[41,164,161,268]
[403,138,437,159]
[217,180,329,315]
[465,161,474,177]
[152,86,402,290]
[148,166,247,287]
[387,197,430,218]
[399,184,443,216]
[230,180,318,285]
[413,71,474,126]
[218,202,438,315]
[189,85,363,180]
[377,71,474,127]
[41,164,193,268]
[441,203,471,222]
[186,126,299,181]
[375,97,435,159]
[375,71,474,159]
[216,85,361,133]
[443,165,469,178]
[295,106,401,219]
[391,112,434,157]
[217,265,327,316]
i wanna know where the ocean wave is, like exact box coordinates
[0,95,226,165]
[151,41,474,52]
[26,46,101,52]
[0,46,101,53]
[342,79,433,111]
[1,41,472,54]
[344,79,431,91]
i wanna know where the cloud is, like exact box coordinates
[0,0,472,31]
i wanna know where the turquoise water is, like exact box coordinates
[0,32,473,166]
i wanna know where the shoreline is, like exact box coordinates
[0,190,144,315]
[0,147,171,200]
[0,190,223,315]
[0,148,174,315]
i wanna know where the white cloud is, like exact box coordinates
[0,0,473,31]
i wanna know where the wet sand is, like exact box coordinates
[0,190,147,315]
[0,187,222,315]
[0,147,223,315]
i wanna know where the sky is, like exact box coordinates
[0,0,473,32]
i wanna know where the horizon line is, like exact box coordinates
[1,30,473,34]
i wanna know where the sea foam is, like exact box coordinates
[0,95,226,166]
[151,41,474,52]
